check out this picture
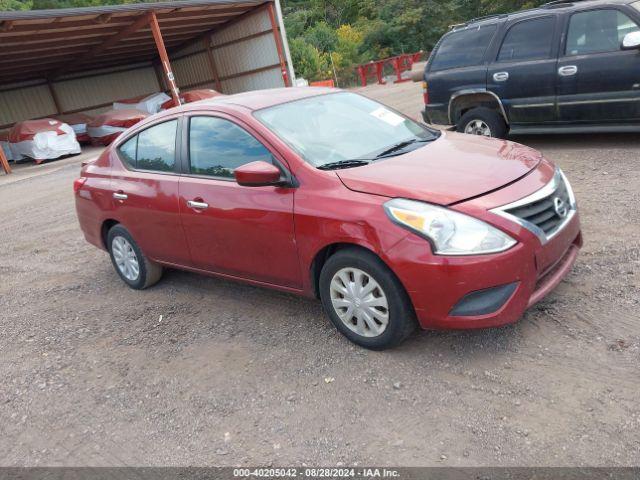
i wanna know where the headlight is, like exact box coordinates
[384,198,516,255]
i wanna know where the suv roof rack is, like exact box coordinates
[450,13,508,30]
[450,0,596,31]
[542,0,593,7]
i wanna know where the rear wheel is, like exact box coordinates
[319,248,417,350]
[457,107,508,139]
[107,224,163,290]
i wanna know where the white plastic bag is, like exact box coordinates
[113,92,171,114]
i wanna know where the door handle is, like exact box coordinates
[558,65,578,77]
[187,200,209,210]
[113,192,128,201]
[493,71,509,82]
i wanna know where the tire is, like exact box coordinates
[107,224,163,290]
[319,248,417,350]
[457,107,508,139]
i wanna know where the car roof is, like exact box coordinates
[183,87,338,112]
[452,0,635,30]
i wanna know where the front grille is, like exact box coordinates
[505,177,571,235]
[491,169,576,244]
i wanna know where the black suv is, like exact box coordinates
[422,0,640,138]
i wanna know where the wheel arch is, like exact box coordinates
[309,242,384,299]
[449,90,509,126]
[101,218,120,249]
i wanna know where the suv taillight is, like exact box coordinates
[73,177,87,194]
[422,81,429,105]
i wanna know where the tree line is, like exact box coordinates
[283,0,547,84]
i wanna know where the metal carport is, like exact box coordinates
[0,0,294,174]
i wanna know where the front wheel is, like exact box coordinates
[457,107,508,139]
[319,248,417,350]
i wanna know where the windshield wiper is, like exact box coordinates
[374,138,431,159]
[317,159,372,171]
[318,136,435,170]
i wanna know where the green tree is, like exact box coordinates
[284,8,314,38]
[289,37,324,81]
[335,24,364,67]
[305,20,338,53]
[0,0,32,10]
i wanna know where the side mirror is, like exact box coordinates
[234,161,282,187]
[622,31,640,50]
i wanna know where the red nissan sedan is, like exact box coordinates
[74,88,582,349]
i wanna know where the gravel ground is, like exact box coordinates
[0,83,639,467]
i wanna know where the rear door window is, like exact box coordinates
[430,24,497,71]
[136,121,178,172]
[497,17,556,61]
[117,120,178,173]
[565,9,640,55]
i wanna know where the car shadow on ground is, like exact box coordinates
[159,266,522,359]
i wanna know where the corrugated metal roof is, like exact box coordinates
[0,0,263,21]
[0,0,267,85]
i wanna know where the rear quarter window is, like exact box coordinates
[118,136,137,169]
[430,24,497,71]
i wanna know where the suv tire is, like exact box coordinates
[107,224,163,290]
[457,107,508,139]
[319,248,417,350]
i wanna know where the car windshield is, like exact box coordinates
[254,92,439,169]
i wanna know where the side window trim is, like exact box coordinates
[562,7,640,57]
[183,113,295,185]
[495,15,558,63]
[178,114,189,176]
[115,117,182,175]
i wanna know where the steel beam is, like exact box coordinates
[267,2,290,87]
[0,147,11,175]
[148,11,181,106]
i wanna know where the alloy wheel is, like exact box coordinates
[112,236,140,281]
[464,119,492,136]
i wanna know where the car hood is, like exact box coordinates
[336,131,543,205]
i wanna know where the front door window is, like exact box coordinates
[189,116,273,179]
[566,9,640,56]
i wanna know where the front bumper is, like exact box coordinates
[385,211,582,330]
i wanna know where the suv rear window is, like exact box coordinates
[430,24,497,71]
[498,17,555,61]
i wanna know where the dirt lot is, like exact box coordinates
[1,83,639,467]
